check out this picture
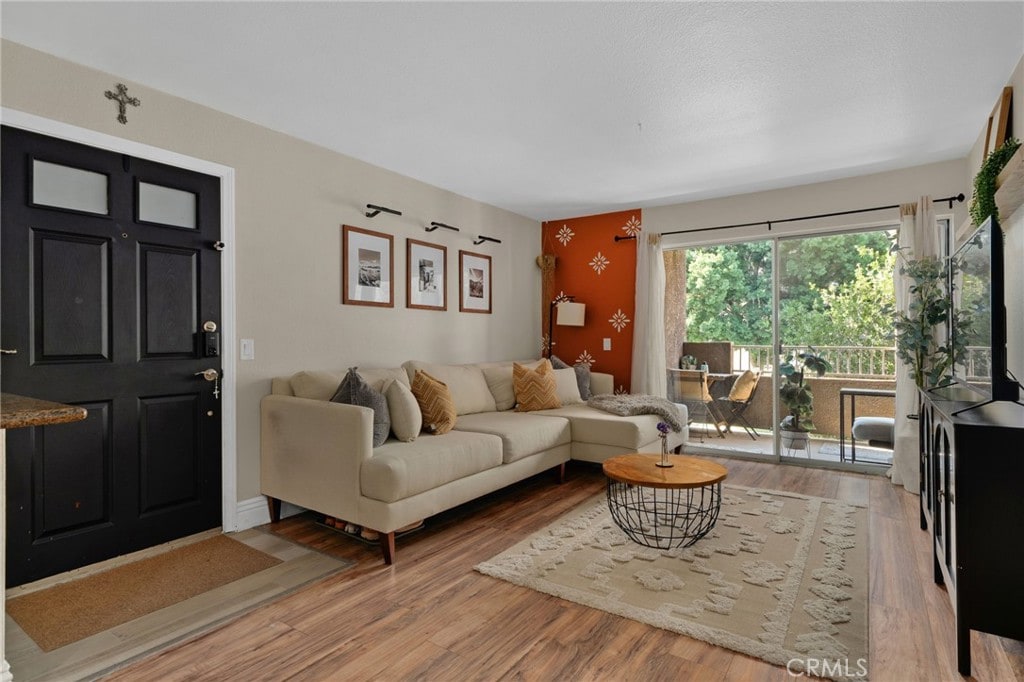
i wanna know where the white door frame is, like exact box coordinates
[0,107,240,531]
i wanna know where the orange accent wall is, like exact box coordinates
[541,209,640,392]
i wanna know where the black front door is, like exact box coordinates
[1,126,223,586]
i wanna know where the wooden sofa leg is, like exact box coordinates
[381,532,396,565]
[267,496,282,523]
[558,462,566,483]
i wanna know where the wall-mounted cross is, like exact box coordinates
[104,83,140,124]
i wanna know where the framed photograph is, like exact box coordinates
[342,224,394,307]
[406,238,447,311]
[984,86,1013,157]
[459,250,492,314]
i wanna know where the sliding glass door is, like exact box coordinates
[666,239,774,458]
[668,226,901,471]
[775,230,897,467]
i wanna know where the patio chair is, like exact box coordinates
[674,369,725,442]
[717,369,761,440]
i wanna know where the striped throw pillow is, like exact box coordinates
[513,359,561,412]
[411,370,457,435]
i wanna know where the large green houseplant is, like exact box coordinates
[778,348,832,450]
[893,250,972,390]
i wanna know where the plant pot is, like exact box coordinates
[780,429,809,451]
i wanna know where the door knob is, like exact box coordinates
[194,369,220,400]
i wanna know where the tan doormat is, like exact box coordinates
[7,534,281,652]
[476,485,869,681]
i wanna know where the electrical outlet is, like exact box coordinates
[240,338,255,360]
[603,338,612,351]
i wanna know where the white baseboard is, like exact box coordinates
[235,496,306,531]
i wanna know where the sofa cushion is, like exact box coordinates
[331,368,390,447]
[362,431,503,502]
[411,370,457,435]
[291,367,408,401]
[358,367,411,391]
[551,355,593,400]
[403,361,497,415]
[454,411,571,463]
[553,368,584,405]
[384,379,422,442]
[534,404,669,450]
[514,360,560,412]
[481,359,543,411]
[291,370,345,401]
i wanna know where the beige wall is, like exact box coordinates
[0,40,541,502]
[646,159,968,247]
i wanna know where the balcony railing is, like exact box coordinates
[732,344,991,379]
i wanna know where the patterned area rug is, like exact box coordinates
[476,485,868,681]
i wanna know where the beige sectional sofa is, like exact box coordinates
[260,360,687,563]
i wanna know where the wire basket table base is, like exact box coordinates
[606,480,722,549]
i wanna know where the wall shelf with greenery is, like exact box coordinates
[994,143,1024,222]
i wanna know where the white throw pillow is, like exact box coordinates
[383,379,422,442]
[553,367,584,405]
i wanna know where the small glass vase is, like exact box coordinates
[656,434,673,468]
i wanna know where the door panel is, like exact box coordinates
[36,401,112,537]
[139,394,201,513]
[35,230,112,361]
[2,125,222,586]
[140,246,198,357]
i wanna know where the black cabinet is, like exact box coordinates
[919,385,1024,676]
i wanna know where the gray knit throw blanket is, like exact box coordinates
[586,394,683,432]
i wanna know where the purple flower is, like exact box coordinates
[656,422,670,434]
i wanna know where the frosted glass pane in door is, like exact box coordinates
[32,160,109,214]
[138,182,197,229]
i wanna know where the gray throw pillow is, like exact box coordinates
[551,355,592,400]
[331,367,390,447]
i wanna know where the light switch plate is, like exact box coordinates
[603,338,612,351]
[240,338,255,360]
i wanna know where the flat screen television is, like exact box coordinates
[949,215,1018,402]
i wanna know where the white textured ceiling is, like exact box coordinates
[2,2,1023,221]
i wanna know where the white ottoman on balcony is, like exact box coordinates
[851,416,895,447]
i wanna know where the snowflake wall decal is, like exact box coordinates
[540,334,553,355]
[589,252,610,274]
[609,309,631,332]
[555,225,575,246]
[615,385,629,395]
[575,350,595,367]
[622,215,642,237]
[552,290,572,304]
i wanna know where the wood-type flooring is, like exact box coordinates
[104,458,1023,681]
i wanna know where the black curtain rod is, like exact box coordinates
[612,193,965,241]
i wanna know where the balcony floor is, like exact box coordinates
[681,420,894,467]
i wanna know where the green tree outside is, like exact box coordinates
[684,231,895,352]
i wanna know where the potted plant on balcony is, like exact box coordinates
[679,354,698,370]
[778,348,832,450]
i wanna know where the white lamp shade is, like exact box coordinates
[556,301,586,327]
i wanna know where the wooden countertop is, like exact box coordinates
[1,393,88,429]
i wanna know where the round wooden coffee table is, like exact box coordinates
[602,453,728,549]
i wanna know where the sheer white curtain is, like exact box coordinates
[891,196,938,493]
[631,231,667,396]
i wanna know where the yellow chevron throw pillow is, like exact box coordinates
[411,370,457,435]
[513,359,561,412]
